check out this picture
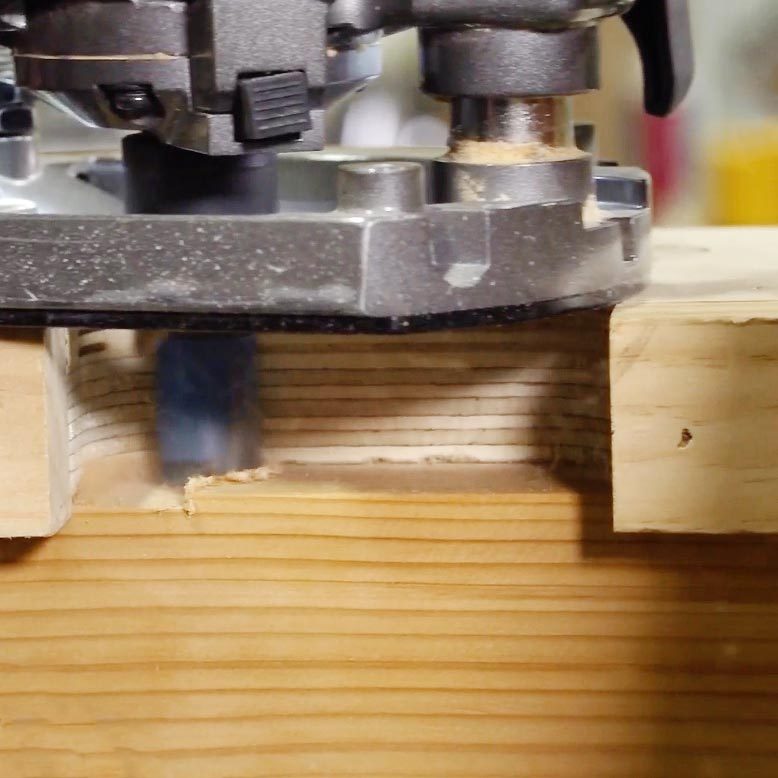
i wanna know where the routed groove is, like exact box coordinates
[60,317,611,479]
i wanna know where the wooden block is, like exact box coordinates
[612,228,778,533]
[0,330,69,537]
[0,328,157,538]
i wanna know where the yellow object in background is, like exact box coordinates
[709,123,778,225]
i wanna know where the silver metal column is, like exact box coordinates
[450,96,574,148]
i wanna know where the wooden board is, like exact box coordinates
[2,463,778,777]
[612,302,778,532]
[611,227,778,532]
[0,330,69,537]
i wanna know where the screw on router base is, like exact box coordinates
[103,84,163,121]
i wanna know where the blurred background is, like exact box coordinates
[330,0,778,227]
[33,0,777,227]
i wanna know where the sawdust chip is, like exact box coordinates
[184,466,274,515]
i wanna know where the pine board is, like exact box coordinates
[2,465,778,777]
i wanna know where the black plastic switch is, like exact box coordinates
[236,71,312,142]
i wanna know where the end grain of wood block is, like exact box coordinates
[612,301,778,533]
[0,330,70,537]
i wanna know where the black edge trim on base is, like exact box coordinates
[0,286,643,334]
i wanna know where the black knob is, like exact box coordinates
[623,0,695,116]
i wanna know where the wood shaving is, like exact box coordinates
[583,194,606,228]
[184,466,275,516]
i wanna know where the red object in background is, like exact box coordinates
[642,110,688,219]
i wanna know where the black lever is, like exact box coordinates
[623,0,694,117]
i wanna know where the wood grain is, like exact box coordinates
[2,311,612,538]
[0,330,69,537]
[62,313,611,477]
[611,228,778,532]
[612,302,778,532]
[3,465,778,776]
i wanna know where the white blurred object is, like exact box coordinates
[333,30,449,147]
[397,114,448,146]
[340,90,404,146]
[687,0,777,126]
